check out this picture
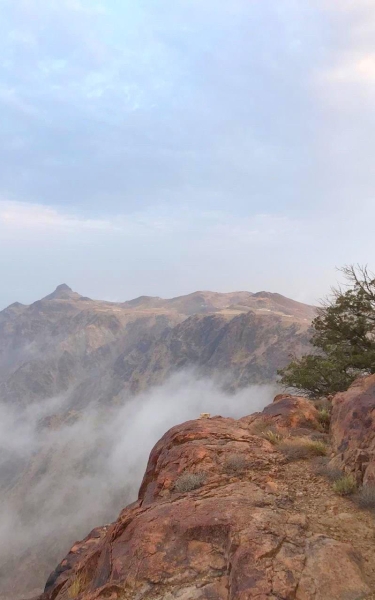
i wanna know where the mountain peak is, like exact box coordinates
[56,283,72,293]
[42,284,78,301]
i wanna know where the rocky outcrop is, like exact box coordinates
[38,397,374,600]
[330,374,375,485]
[259,393,320,429]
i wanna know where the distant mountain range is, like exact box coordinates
[0,285,315,599]
[0,284,315,409]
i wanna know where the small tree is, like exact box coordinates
[278,265,375,397]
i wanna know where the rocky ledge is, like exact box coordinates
[37,383,375,600]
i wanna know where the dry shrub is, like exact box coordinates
[332,474,357,496]
[249,417,274,435]
[355,485,375,510]
[317,407,331,432]
[262,430,283,445]
[224,454,247,474]
[174,471,206,493]
[279,438,328,461]
[315,458,343,482]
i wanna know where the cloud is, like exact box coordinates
[0,372,276,597]
[0,199,302,241]
[0,87,41,118]
[315,1,375,91]
[0,1,374,309]
[0,200,118,233]
[320,53,375,84]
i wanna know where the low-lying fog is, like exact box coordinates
[0,371,277,598]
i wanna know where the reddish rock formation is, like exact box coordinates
[36,396,374,600]
[261,394,320,429]
[330,374,375,485]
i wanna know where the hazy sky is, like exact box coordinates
[0,0,374,308]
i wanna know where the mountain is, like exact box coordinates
[36,386,375,600]
[0,285,314,407]
[0,285,316,600]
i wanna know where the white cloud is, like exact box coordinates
[0,87,40,118]
[321,53,375,84]
[315,1,375,91]
[0,201,117,233]
[0,200,302,243]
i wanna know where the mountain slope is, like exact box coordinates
[0,285,315,599]
[0,286,314,407]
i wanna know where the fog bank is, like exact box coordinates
[0,371,277,598]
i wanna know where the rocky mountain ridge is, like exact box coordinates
[0,285,314,406]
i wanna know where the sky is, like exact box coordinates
[0,0,375,308]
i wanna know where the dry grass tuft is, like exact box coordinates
[262,430,283,445]
[332,474,357,496]
[249,417,274,435]
[315,459,343,482]
[317,407,331,432]
[279,438,328,461]
[68,574,86,599]
[355,485,375,510]
[174,471,206,493]
[223,454,247,474]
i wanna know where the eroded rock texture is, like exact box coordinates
[37,396,374,600]
[330,374,375,485]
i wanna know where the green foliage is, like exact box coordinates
[279,265,375,397]
[332,474,357,496]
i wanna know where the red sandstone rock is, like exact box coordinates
[242,394,321,433]
[330,374,375,484]
[37,397,371,600]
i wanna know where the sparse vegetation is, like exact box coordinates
[223,454,247,474]
[262,430,283,445]
[317,407,331,431]
[174,471,206,493]
[279,265,375,397]
[279,438,328,461]
[355,485,375,510]
[332,474,357,496]
[249,417,274,435]
[68,574,85,599]
[315,458,343,482]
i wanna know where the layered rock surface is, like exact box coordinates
[38,396,375,600]
[330,374,375,485]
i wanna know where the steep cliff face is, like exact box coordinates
[115,311,311,394]
[37,395,375,600]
